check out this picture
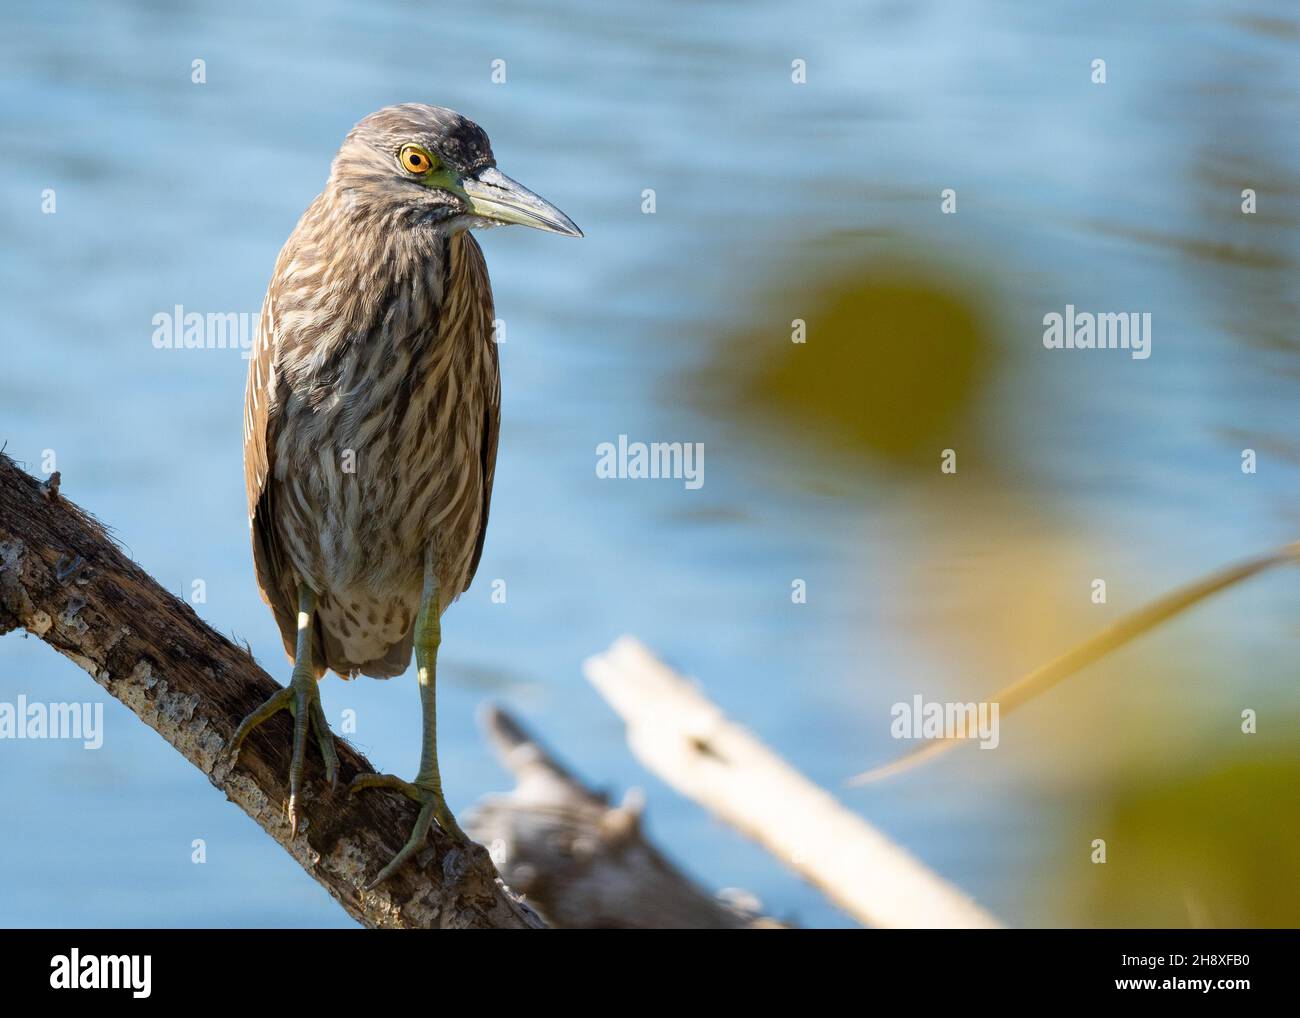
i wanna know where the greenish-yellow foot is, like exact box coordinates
[348,772,468,888]
[228,667,338,837]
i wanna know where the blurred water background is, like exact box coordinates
[0,0,1296,928]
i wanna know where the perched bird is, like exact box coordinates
[230,103,581,886]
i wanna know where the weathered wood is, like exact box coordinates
[0,453,540,929]
[584,637,1004,929]
[466,704,778,929]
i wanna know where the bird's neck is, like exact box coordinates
[272,188,495,403]
[281,187,454,333]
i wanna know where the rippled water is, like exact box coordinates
[1,0,1296,927]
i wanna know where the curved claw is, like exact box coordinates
[430,798,468,843]
[227,686,293,762]
[310,697,339,792]
[365,802,438,890]
[349,772,469,887]
[348,773,415,797]
[228,673,337,839]
[286,684,312,837]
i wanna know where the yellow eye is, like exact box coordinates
[399,146,437,174]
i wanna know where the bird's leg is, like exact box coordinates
[228,586,338,837]
[349,557,468,888]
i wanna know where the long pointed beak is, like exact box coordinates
[460,166,583,237]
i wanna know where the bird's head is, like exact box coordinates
[328,103,582,238]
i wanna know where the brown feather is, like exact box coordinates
[244,187,499,678]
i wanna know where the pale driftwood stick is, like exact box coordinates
[584,637,1004,929]
[465,704,779,929]
[0,454,540,929]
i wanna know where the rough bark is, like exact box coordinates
[465,704,779,929]
[0,454,541,930]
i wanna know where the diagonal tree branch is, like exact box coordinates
[0,453,541,929]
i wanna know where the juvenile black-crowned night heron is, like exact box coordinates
[229,103,581,886]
